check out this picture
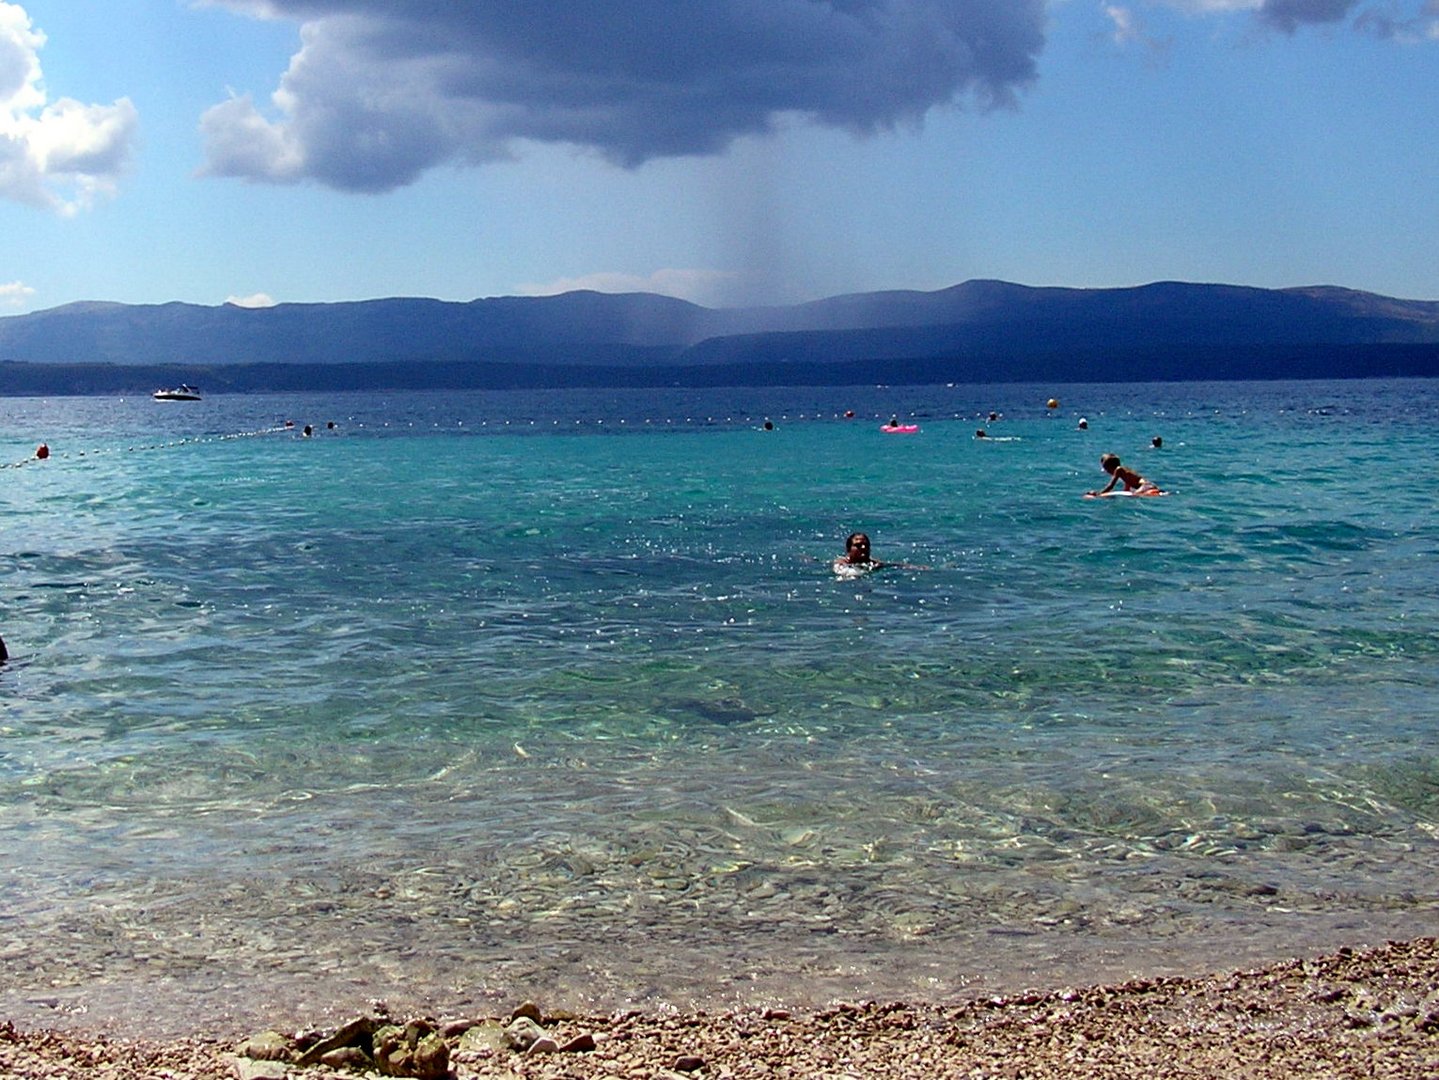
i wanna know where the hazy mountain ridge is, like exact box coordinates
[1,280,1436,391]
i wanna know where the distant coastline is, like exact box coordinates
[1,343,1437,396]
[3,279,1438,394]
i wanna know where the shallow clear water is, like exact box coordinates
[2,380,1438,1034]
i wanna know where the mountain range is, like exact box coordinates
[1,279,1437,393]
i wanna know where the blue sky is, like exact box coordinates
[1,1,1436,315]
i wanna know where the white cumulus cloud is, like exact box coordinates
[225,292,278,308]
[0,279,36,307]
[0,2,138,214]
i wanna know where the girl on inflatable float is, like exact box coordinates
[1088,453,1163,497]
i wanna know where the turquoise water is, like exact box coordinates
[2,380,1438,1034]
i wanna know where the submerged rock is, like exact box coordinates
[670,696,761,725]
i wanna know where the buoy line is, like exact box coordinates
[0,424,299,470]
[2,401,1043,466]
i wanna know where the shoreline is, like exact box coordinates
[3,937,1436,1079]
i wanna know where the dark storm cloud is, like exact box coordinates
[200,0,1046,192]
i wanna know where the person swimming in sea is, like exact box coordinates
[833,532,928,576]
[835,532,878,574]
[1088,453,1161,496]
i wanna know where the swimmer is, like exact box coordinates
[835,532,879,573]
[886,415,901,429]
[833,532,928,575]
[1089,453,1161,496]
[975,429,988,439]
[0,634,7,663]
[1151,435,1163,448]
[1077,418,1088,430]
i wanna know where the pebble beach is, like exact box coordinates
[3,937,1436,1079]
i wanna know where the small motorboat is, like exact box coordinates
[153,384,202,401]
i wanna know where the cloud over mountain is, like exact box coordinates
[199,0,1047,192]
[0,2,138,214]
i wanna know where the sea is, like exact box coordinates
[2,378,1437,1036]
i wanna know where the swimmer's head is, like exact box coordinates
[845,532,872,561]
[1100,453,1121,474]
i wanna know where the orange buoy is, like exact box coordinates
[35,443,49,459]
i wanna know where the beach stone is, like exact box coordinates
[559,1031,597,1052]
[674,1053,706,1071]
[510,1000,544,1022]
[505,1015,547,1051]
[295,1016,377,1066]
[320,1045,373,1069]
[411,1033,450,1080]
[379,1047,411,1075]
[372,1022,406,1048]
[368,1022,447,1078]
[235,1031,293,1062]
[457,1020,510,1053]
[527,1035,561,1054]
[231,1060,288,1080]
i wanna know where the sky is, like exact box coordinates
[1,1,1436,315]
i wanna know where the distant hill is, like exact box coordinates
[1,280,1436,393]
